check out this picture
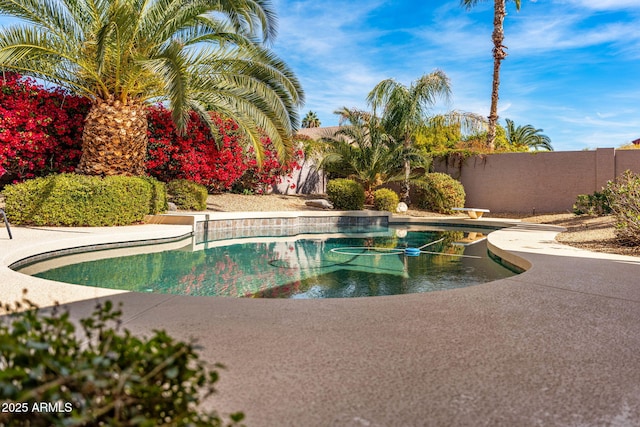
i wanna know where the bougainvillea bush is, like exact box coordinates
[236,138,303,194]
[146,106,248,192]
[147,105,303,194]
[1,75,301,193]
[0,73,89,180]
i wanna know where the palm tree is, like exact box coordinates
[505,119,553,151]
[302,111,321,128]
[319,107,405,202]
[367,70,451,203]
[461,0,521,152]
[0,0,303,176]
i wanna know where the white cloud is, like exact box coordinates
[508,13,640,55]
[560,0,640,11]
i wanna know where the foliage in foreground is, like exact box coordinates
[168,179,209,211]
[3,174,166,226]
[413,173,466,214]
[606,170,640,245]
[0,294,243,426]
[326,178,365,210]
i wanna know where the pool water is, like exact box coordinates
[29,228,517,298]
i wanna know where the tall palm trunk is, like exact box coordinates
[401,138,411,204]
[487,0,508,152]
[76,97,148,176]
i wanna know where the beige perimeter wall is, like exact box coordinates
[432,148,640,214]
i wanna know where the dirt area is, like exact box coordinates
[518,213,640,257]
[206,194,639,258]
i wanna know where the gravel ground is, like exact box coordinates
[519,213,640,256]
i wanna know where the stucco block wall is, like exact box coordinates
[433,149,640,214]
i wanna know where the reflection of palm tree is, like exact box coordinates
[461,0,522,151]
[302,111,321,128]
[0,0,303,175]
[367,71,451,203]
[505,119,553,151]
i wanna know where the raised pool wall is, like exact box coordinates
[194,211,390,242]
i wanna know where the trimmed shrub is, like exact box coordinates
[573,189,612,216]
[606,170,640,245]
[3,173,163,226]
[326,178,365,210]
[140,175,169,214]
[413,173,466,214]
[0,295,244,426]
[167,179,208,211]
[373,188,400,212]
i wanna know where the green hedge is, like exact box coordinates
[141,175,169,214]
[373,188,399,212]
[167,179,208,211]
[413,173,466,214]
[327,178,365,210]
[3,174,167,226]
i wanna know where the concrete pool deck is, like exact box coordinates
[1,213,640,426]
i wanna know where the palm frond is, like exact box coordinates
[0,0,302,161]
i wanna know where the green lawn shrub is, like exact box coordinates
[2,174,166,226]
[573,189,612,216]
[373,188,400,212]
[0,294,243,426]
[167,179,208,211]
[141,175,169,214]
[413,173,466,214]
[326,178,365,210]
[606,170,640,245]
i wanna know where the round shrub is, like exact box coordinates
[3,173,166,226]
[326,178,365,210]
[167,179,208,211]
[373,188,400,212]
[413,173,466,214]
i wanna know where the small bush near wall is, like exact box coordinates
[167,179,208,211]
[327,178,365,210]
[573,190,612,216]
[0,296,244,426]
[606,171,640,245]
[3,174,164,226]
[413,173,466,214]
[373,188,399,212]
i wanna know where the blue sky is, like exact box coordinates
[1,0,637,151]
[270,0,640,151]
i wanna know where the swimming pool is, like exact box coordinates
[19,225,518,298]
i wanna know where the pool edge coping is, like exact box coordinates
[2,210,637,309]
